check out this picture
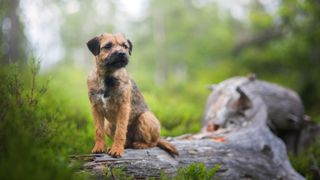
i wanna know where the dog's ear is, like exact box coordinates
[86,36,100,56]
[127,39,133,55]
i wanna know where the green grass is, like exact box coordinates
[175,163,220,180]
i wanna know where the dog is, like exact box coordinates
[86,33,178,157]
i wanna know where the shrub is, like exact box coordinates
[0,58,86,180]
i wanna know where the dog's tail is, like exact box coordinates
[157,139,179,157]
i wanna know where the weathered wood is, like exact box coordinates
[202,75,305,132]
[71,76,318,179]
[202,75,316,154]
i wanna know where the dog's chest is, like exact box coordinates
[103,76,120,98]
[94,76,128,113]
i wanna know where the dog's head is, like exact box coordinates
[86,33,132,70]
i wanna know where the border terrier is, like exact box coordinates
[86,33,178,157]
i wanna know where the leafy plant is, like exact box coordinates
[289,140,320,180]
[0,58,86,180]
[175,163,220,180]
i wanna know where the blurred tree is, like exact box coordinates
[57,0,116,66]
[0,0,27,64]
[132,0,235,84]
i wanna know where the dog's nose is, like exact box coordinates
[117,52,126,57]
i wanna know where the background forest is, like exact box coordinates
[0,0,319,179]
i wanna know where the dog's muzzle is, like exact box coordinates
[103,52,129,69]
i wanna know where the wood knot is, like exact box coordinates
[261,144,273,158]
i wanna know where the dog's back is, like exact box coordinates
[129,79,149,121]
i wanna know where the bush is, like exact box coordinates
[0,58,88,179]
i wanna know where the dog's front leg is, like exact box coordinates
[107,102,131,157]
[91,105,106,153]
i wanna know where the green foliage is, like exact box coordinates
[175,163,220,180]
[0,58,87,180]
[40,64,94,154]
[104,166,134,180]
[289,140,320,180]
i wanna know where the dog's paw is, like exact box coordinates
[107,145,124,158]
[91,143,105,154]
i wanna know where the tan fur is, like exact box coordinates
[86,33,178,157]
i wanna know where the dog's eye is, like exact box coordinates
[103,43,112,50]
[122,43,128,49]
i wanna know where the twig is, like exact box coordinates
[28,58,40,106]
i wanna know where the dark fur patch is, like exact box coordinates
[103,76,119,97]
[104,76,119,87]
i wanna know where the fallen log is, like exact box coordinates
[71,137,302,180]
[71,76,314,179]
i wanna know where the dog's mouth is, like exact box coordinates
[103,52,129,69]
[108,58,128,68]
